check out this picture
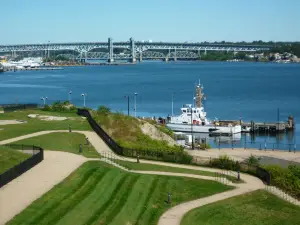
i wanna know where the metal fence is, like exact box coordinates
[0,104,38,112]
[0,145,44,188]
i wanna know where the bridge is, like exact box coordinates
[0,38,271,62]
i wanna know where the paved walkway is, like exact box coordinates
[0,130,298,225]
[188,148,300,163]
[0,151,87,225]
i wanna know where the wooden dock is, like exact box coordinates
[219,116,295,133]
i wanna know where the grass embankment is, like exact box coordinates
[0,147,31,174]
[0,109,91,141]
[92,109,182,152]
[117,160,242,183]
[8,161,231,225]
[11,132,99,158]
[181,190,300,225]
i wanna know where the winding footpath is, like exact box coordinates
[0,130,299,225]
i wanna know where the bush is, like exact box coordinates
[97,105,110,114]
[41,104,51,111]
[246,154,260,167]
[41,101,76,112]
[264,165,300,199]
[209,155,239,170]
[199,143,211,150]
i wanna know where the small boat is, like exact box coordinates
[166,81,241,135]
[242,126,251,132]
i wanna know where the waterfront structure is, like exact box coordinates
[0,38,271,62]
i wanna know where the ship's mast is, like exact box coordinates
[195,80,204,108]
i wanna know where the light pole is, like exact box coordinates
[81,93,87,107]
[41,96,48,107]
[134,92,137,117]
[190,105,194,150]
[48,41,50,59]
[124,96,130,116]
[172,92,174,117]
[69,90,72,103]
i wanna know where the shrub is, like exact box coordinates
[97,105,110,114]
[264,165,300,199]
[246,154,260,167]
[209,155,238,170]
[199,143,211,150]
[41,104,51,111]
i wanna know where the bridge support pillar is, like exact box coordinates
[174,48,177,61]
[108,37,114,63]
[204,49,207,55]
[129,37,136,63]
[139,51,143,62]
[163,57,169,62]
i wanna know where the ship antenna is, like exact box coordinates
[171,92,174,117]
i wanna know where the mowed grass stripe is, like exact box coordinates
[133,177,160,225]
[45,169,107,225]
[109,176,161,225]
[9,166,99,225]
[103,175,140,225]
[84,174,131,225]
[56,169,123,225]
[144,178,170,225]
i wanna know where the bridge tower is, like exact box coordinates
[174,47,177,61]
[139,50,143,62]
[108,37,114,63]
[129,37,136,63]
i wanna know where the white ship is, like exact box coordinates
[166,82,241,135]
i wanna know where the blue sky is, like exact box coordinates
[2,0,299,44]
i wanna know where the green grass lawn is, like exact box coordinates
[116,160,242,183]
[0,109,91,141]
[8,161,232,225]
[0,147,31,174]
[11,132,100,158]
[181,190,300,225]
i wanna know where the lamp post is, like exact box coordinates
[134,92,137,117]
[48,41,50,58]
[124,95,130,116]
[41,96,48,107]
[190,105,194,150]
[69,90,72,103]
[172,92,174,117]
[81,93,87,107]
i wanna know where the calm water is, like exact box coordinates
[1,61,299,149]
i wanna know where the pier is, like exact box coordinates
[219,115,295,133]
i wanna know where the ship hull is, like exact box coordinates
[166,123,241,134]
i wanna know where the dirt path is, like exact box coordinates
[0,151,87,225]
[0,130,298,225]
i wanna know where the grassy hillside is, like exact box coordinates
[0,147,31,174]
[0,109,91,141]
[92,109,182,153]
[12,132,100,158]
[8,161,231,225]
[181,190,300,225]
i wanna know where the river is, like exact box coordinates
[1,61,299,150]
